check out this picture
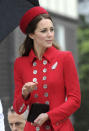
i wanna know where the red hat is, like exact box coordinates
[20,6,48,34]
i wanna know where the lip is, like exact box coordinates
[46,40,53,42]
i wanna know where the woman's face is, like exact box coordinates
[29,18,54,49]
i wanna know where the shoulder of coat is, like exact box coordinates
[14,56,29,66]
[54,49,72,61]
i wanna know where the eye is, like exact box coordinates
[9,122,22,127]
[40,29,47,33]
[50,27,54,32]
[15,122,22,126]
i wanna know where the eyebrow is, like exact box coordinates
[9,122,23,125]
[40,27,54,30]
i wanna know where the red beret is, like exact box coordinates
[20,6,48,34]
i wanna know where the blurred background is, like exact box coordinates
[0,0,89,130]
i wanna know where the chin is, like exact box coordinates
[46,43,52,48]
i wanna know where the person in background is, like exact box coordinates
[8,106,29,131]
[0,99,5,131]
[13,6,81,131]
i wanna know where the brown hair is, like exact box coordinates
[8,106,14,113]
[19,14,60,56]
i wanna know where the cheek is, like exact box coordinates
[19,124,25,129]
[19,126,24,130]
[10,126,12,130]
[52,32,54,38]
[39,37,45,41]
[36,34,46,41]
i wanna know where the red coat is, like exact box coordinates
[13,46,81,131]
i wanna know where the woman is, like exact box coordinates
[13,6,81,131]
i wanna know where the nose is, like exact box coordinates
[47,31,53,37]
[12,124,17,131]
[47,30,54,39]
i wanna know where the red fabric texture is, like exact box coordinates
[13,46,81,131]
[20,6,48,34]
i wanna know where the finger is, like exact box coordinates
[34,117,40,123]
[31,123,33,125]
[23,88,29,94]
[26,82,38,86]
[23,85,33,91]
[23,87,27,92]
[28,83,38,91]
[24,82,38,89]
[31,83,38,88]
[32,121,39,127]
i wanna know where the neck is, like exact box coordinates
[33,44,46,60]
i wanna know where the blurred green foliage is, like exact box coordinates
[77,27,89,89]
[74,16,89,131]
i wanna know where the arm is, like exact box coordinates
[13,58,30,114]
[47,52,81,126]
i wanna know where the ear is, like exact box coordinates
[28,34,34,39]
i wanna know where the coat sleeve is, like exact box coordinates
[47,52,81,127]
[13,58,31,114]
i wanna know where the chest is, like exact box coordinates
[21,58,65,105]
[22,59,64,87]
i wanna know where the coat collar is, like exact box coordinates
[28,46,57,63]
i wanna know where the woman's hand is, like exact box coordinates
[22,82,38,99]
[32,113,49,127]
